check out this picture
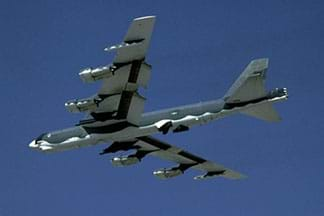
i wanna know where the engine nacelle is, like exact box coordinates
[153,168,183,179]
[79,65,116,83]
[111,156,140,167]
[65,97,98,113]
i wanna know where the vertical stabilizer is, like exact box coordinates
[224,58,268,103]
[224,59,286,122]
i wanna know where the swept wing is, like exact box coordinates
[66,16,155,126]
[102,136,246,180]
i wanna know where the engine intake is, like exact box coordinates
[111,156,140,167]
[79,65,116,83]
[65,97,100,113]
[153,168,183,179]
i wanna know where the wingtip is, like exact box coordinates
[237,174,248,179]
[250,58,269,68]
[134,15,156,21]
[223,170,247,180]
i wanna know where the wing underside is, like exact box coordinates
[95,16,155,125]
[101,136,246,180]
[66,16,156,127]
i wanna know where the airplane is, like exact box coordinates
[29,16,288,180]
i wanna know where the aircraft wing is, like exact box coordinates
[69,16,155,126]
[102,136,246,180]
[105,16,156,64]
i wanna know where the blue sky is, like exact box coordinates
[1,0,323,215]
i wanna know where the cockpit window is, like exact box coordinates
[35,127,87,144]
[171,110,179,115]
[35,133,47,142]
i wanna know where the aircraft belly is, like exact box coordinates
[43,96,287,151]
[135,112,227,138]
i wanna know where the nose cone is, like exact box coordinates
[29,140,38,149]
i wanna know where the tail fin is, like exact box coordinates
[224,58,268,103]
[224,58,282,122]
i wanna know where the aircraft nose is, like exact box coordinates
[29,140,38,149]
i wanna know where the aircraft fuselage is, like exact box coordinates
[29,88,287,152]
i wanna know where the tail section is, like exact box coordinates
[224,58,268,103]
[240,103,281,122]
[224,58,287,122]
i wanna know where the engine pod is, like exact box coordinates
[65,97,99,113]
[111,156,140,167]
[153,168,183,179]
[79,66,113,83]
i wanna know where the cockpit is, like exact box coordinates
[29,127,88,149]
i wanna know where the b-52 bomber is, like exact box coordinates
[29,16,288,180]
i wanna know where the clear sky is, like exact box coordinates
[1,0,323,215]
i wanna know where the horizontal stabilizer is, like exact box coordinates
[241,103,281,122]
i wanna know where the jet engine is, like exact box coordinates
[153,168,183,179]
[79,65,116,83]
[111,156,140,167]
[65,97,99,113]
